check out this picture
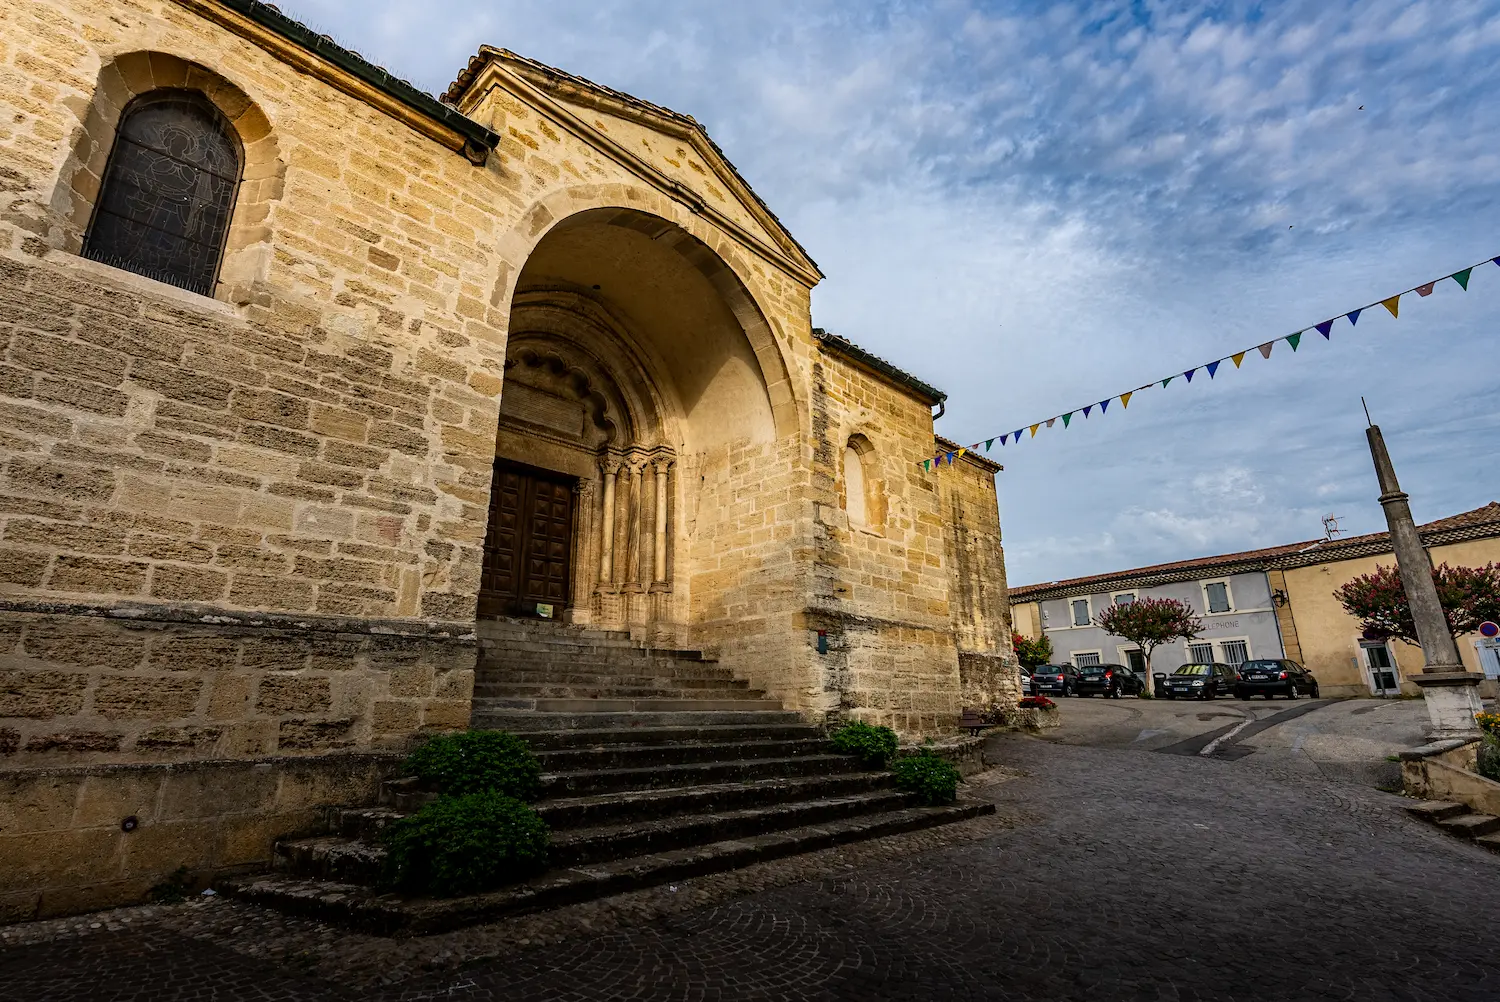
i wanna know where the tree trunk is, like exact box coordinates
[1138,645,1155,699]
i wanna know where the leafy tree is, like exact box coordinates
[1093,597,1204,698]
[1333,562,1500,646]
[1011,631,1054,669]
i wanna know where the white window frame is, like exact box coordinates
[1110,590,1137,606]
[1071,649,1102,667]
[1067,596,1093,628]
[1185,640,1216,664]
[1200,578,1235,615]
[1215,636,1252,666]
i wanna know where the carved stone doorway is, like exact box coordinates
[478,460,575,619]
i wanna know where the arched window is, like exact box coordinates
[844,444,867,526]
[82,90,241,297]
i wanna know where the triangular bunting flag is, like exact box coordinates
[1347,308,1361,326]
[956,449,967,459]
[1415,282,1435,297]
[1492,257,1499,267]
[1162,376,1174,388]
[1120,391,1133,409]
[1286,332,1301,351]
[923,459,931,471]
[1315,320,1333,337]
[1082,405,1092,418]
[945,452,955,464]
[998,434,1008,446]
[1381,295,1400,318]
[1046,418,1056,428]
[1029,424,1039,438]
[1257,342,1273,359]
[984,438,994,451]
[1205,361,1220,379]
[1013,430,1023,442]
[1452,268,1472,290]
[1183,369,1195,383]
[1061,413,1073,427]
[1098,399,1109,414]
[1231,351,1246,368]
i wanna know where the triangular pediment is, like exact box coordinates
[446,47,822,284]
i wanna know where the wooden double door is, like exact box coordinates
[478,462,574,618]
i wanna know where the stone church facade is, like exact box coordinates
[0,0,1017,918]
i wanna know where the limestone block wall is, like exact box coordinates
[0,751,400,923]
[934,451,1022,708]
[807,348,964,733]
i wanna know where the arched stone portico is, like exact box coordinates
[480,203,796,645]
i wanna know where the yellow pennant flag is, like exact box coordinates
[1029,423,1040,438]
[1231,351,1246,368]
[1381,295,1400,318]
[1120,391,1133,409]
[956,448,967,459]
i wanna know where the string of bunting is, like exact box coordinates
[921,254,1498,470]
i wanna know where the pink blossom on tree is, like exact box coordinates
[1333,562,1500,646]
[1094,597,1204,698]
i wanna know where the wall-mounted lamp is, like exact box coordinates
[1272,589,1289,608]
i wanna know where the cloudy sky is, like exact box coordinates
[279,0,1500,586]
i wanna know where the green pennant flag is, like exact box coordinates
[1061,412,1073,427]
[1161,376,1174,388]
[1452,268,1472,290]
[1286,332,1301,351]
[985,438,994,451]
[923,459,931,471]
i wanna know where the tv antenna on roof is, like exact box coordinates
[1322,514,1345,540]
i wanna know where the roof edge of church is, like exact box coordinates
[812,328,946,406]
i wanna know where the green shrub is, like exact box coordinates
[892,750,961,805]
[829,721,900,768]
[402,730,541,799]
[1479,735,1500,784]
[381,791,549,897]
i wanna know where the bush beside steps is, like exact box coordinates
[380,731,549,898]
[826,722,964,805]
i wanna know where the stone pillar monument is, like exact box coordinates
[1366,424,1484,738]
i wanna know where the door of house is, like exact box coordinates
[478,462,574,618]
[1361,641,1399,695]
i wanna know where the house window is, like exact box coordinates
[1203,580,1233,614]
[82,91,242,297]
[1219,640,1249,665]
[1073,651,1101,667]
[1122,648,1147,674]
[1188,642,1214,663]
[1070,598,1091,627]
[1112,591,1136,605]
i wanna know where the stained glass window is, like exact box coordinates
[82,91,241,297]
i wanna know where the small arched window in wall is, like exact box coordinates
[81,91,242,297]
[843,435,882,531]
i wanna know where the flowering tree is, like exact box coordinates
[1333,562,1500,646]
[1094,597,1204,698]
[1011,631,1054,669]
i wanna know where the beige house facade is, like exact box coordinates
[0,0,1017,919]
[1011,502,1500,699]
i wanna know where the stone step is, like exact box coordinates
[1404,801,1469,823]
[274,835,386,884]
[511,723,825,752]
[534,736,830,772]
[535,771,895,829]
[475,697,785,714]
[225,801,995,936]
[471,709,804,732]
[477,639,711,661]
[548,788,920,868]
[476,684,763,702]
[477,665,740,684]
[474,620,632,643]
[338,807,406,840]
[1437,813,1500,839]
[539,753,864,798]
[1476,832,1500,855]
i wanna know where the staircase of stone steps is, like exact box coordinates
[1406,800,1500,853]
[222,619,993,934]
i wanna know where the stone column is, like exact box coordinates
[652,459,672,586]
[626,461,645,590]
[1367,424,1483,738]
[598,460,618,587]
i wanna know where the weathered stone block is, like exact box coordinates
[255,675,331,715]
[24,624,147,670]
[277,717,355,750]
[23,731,122,753]
[49,555,149,595]
[371,699,418,733]
[94,675,201,720]
[420,699,470,730]
[149,565,229,602]
[0,669,89,718]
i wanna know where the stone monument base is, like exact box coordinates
[1412,672,1486,740]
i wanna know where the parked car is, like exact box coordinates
[1162,662,1236,699]
[1074,663,1144,698]
[1234,659,1320,699]
[1031,664,1081,697]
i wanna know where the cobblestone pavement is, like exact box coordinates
[5,724,1499,1001]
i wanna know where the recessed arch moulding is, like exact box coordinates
[490,202,806,669]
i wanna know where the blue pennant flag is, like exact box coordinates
[1315,320,1333,338]
[1082,405,1092,418]
[1098,399,1109,414]
[1347,308,1361,327]
[1184,369,1196,383]
[1206,360,1221,378]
